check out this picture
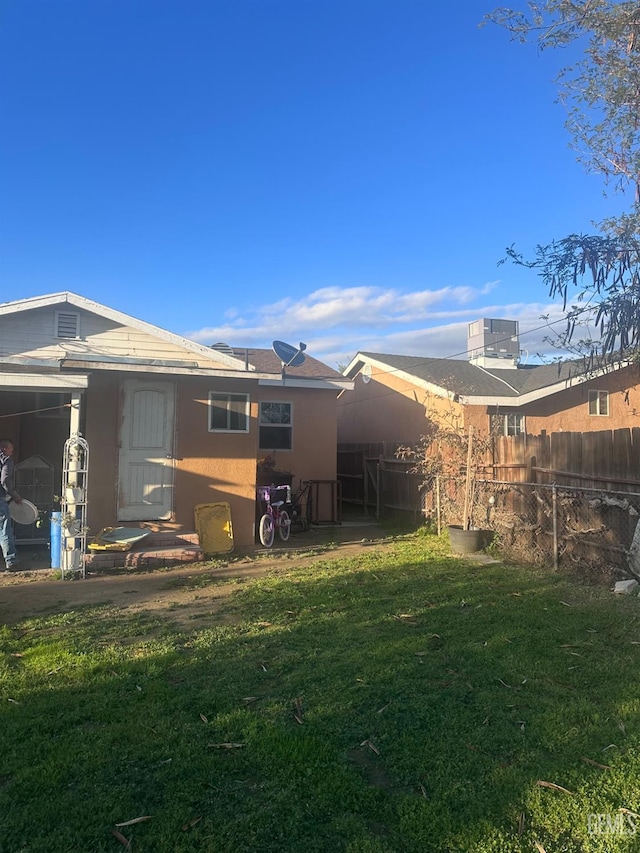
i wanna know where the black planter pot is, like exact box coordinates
[447,525,485,554]
[256,470,293,487]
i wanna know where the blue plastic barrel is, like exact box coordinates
[50,511,61,569]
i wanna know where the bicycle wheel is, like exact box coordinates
[259,513,275,547]
[278,509,291,541]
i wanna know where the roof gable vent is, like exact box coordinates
[210,342,235,357]
[55,311,80,339]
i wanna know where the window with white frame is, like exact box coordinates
[259,401,292,450]
[490,412,525,436]
[208,392,250,432]
[588,390,609,416]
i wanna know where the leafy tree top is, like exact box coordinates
[486,2,640,361]
[485,1,640,217]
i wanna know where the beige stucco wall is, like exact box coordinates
[81,372,340,551]
[465,365,640,435]
[340,363,640,448]
[337,367,463,449]
[176,378,339,546]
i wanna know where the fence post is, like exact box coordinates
[552,482,559,571]
[436,475,441,535]
[376,457,381,519]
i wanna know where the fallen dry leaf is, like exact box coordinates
[115,816,153,827]
[200,713,208,723]
[619,807,640,818]
[208,742,245,749]
[533,841,547,853]
[111,829,131,850]
[360,739,380,755]
[181,816,202,831]
[581,756,611,770]
[536,780,573,795]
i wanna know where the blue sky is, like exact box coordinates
[0,0,627,368]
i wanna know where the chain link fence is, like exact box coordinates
[421,476,640,580]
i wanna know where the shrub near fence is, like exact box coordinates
[422,476,640,581]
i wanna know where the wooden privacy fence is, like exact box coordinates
[338,428,640,515]
[489,428,640,490]
[338,429,640,578]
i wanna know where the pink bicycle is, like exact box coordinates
[257,485,291,547]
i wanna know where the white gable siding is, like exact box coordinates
[0,306,225,367]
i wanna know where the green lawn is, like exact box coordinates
[2,531,640,852]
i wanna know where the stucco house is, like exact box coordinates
[0,292,351,554]
[338,318,640,449]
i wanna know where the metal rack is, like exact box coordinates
[60,434,89,579]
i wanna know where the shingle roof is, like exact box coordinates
[234,348,344,380]
[358,353,520,396]
[484,360,590,394]
[356,352,626,400]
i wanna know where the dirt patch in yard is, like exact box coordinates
[0,521,394,629]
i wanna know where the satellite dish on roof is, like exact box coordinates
[272,340,307,368]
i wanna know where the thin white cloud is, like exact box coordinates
[184,284,584,370]
[186,282,506,343]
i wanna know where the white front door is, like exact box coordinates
[118,379,176,521]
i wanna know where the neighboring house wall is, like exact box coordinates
[340,359,640,452]
[523,367,640,432]
[464,365,640,436]
[337,368,463,448]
